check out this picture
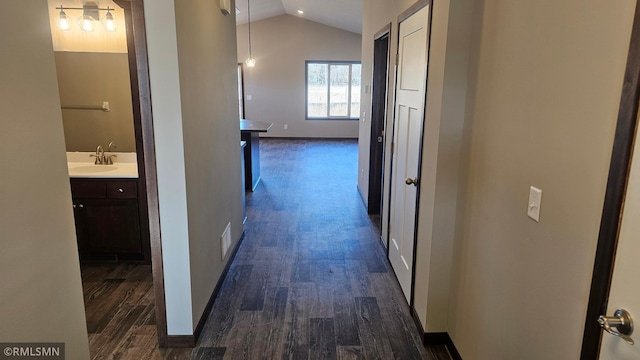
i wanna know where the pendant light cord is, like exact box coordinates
[247,0,252,58]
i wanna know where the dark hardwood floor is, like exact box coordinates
[81,264,191,359]
[193,139,449,359]
[80,139,452,359]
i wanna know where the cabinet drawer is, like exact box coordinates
[71,180,106,198]
[107,181,137,199]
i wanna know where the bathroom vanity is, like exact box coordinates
[67,152,150,263]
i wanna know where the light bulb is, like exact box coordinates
[79,15,95,32]
[245,57,256,67]
[103,11,116,32]
[58,10,71,31]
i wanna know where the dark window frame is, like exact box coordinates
[305,60,361,120]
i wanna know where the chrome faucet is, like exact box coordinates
[91,145,105,164]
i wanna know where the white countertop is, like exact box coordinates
[67,152,138,178]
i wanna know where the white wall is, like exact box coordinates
[448,0,636,358]
[237,15,361,138]
[144,0,244,335]
[0,1,90,358]
[413,0,474,332]
[144,0,193,335]
[174,0,245,329]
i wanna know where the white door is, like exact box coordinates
[388,4,431,302]
[598,122,640,358]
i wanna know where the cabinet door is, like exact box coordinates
[72,202,89,255]
[82,198,142,254]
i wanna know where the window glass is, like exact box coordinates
[307,63,328,118]
[306,61,361,119]
[329,64,350,117]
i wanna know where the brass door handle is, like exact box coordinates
[405,177,419,186]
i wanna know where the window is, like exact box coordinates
[306,61,361,120]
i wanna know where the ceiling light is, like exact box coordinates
[297,10,304,14]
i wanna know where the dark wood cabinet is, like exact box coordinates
[71,179,149,262]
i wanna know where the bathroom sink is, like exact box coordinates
[70,165,118,173]
[67,155,138,178]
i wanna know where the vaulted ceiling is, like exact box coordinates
[234,0,363,34]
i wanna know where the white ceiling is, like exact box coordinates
[235,0,362,34]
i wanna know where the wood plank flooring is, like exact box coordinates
[80,139,453,360]
[81,263,192,359]
[194,139,449,359]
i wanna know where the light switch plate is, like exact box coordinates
[528,186,542,222]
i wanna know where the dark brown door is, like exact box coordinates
[367,29,390,215]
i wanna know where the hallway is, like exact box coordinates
[192,139,445,359]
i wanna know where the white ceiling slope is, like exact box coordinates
[235,0,362,34]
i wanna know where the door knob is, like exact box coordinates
[405,177,419,186]
[598,308,634,345]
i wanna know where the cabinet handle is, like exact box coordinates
[79,204,84,208]
[118,188,124,193]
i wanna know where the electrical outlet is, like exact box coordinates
[284,124,288,130]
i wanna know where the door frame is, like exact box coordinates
[238,63,245,119]
[367,24,392,217]
[113,0,168,346]
[581,1,640,358]
[385,0,433,306]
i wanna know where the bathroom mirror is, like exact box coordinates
[49,0,136,152]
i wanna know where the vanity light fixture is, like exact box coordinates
[297,10,304,14]
[245,0,256,67]
[55,4,117,32]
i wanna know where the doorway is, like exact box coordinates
[49,0,167,349]
[238,63,245,119]
[387,1,432,303]
[367,25,391,217]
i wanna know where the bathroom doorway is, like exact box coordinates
[48,0,168,351]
